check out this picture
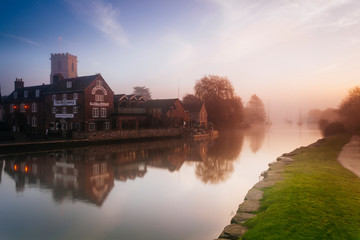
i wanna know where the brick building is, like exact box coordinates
[44,74,114,134]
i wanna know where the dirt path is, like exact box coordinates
[337,135,360,178]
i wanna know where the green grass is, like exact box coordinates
[242,134,360,240]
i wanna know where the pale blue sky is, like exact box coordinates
[1,0,360,119]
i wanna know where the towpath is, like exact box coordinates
[337,135,360,178]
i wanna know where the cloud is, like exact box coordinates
[0,33,39,46]
[66,0,128,47]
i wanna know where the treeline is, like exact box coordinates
[308,86,360,135]
[184,75,266,130]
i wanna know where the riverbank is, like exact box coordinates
[218,133,360,240]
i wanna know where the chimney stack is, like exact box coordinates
[14,78,24,90]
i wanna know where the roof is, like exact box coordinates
[182,101,204,114]
[46,74,100,94]
[114,94,127,101]
[4,84,52,103]
[145,99,179,112]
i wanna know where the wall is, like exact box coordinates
[87,128,181,141]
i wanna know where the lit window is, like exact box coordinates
[67,81,72,88]
[92,108,99,117]
[36,90,40,97]
[14,92,17,99]
[89,122,95,131]
[52,94,56,101]
[32,102,37,113]
[100,108,106,117]
[73,107,78,114]
[24,91,28,98]
[62,107,67,114]
[73,93,78,100]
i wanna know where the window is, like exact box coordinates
[52,107,56,114]
[31,116,37,127]
[67,81,72,88]
[73,92,78,100]
[72,62,74,72]
[14,91,17,99]
[104,122,110,130]
[100,108,106,117]
[62,107,67,114]
[96,80,102,86]
[32,102,37,113]
[95,94,104,101]
[24,91,28,98]
[93,164,99,174]
[75,123,80,130]
[36,89,40,98]
[73,107,78,114]
[52,94,56,101]
[58,61,62,71]
[89,122,95,131]
[62,94,67,100]
[101,163,107,173]
[49,122,55,130]
[92,108,99,117]
[20,104,25,112]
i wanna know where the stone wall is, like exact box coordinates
[87,128,181,141]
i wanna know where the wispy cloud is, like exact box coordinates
[0,33,39,46]
[65,0,128,47]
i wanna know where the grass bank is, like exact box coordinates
[242,134,360,240]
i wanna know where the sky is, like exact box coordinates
[1,0,360,121]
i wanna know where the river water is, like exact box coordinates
[0,125,321,240]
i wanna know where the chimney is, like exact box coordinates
[52,73,64,84]
[14,78,24,90]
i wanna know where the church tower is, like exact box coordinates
[50,53,78,83]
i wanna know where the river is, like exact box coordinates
[0,124,321,240]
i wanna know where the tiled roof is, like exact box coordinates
[182,102,204,114]
[46,74,100,94]
[4,84,52,103]
[145,99,179,112]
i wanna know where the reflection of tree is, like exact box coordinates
[245,125,266,153]
[195,131,244,184]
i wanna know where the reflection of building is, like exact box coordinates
[114,162,147,182]
[3,151,114,206]
[0,160,3,183]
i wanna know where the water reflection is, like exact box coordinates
[244,125,266,153]
[2,135,243,205]
[196,131,244,184]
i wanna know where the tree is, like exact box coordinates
[182,94,202,105]
[194,75,235,102]
[133,86,151,100]
[339,86,360,131]
[194,75,243,129]
[244,94,266,124]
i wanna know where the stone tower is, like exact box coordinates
[50,53,78,83]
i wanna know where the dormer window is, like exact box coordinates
[14,91,17,99]
[67,81,72,88]
[24,90,28,98]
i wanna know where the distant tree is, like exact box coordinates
[194,75,243,129]
[244,94,266,124]
[182,94,202,105]
[194,75,235,102]
[133,86,151,100]
[339,86,360,131]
